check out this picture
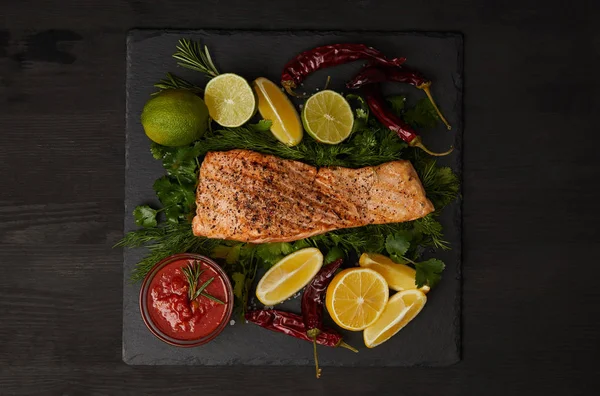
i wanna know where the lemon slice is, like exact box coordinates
[253,77,303,146]
[301,90,354,144]
[359,253,430,293]
[255,248,323,305]
[363,289,427,348]
[325,268,389,331]
[204,73,256,127]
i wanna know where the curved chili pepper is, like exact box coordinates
[246,309,358,351]
[281,44,406,97]
[363,85,453,156]
[301,258,344,378]
[347,65,452,130]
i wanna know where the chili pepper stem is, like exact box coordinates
[323,75,331,90]
[409,136,454,157]
[312,338,322,378]
[418,82,451,130]
[338,341,359,353]
[282,82,308,98]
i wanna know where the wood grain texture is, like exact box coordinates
[1,0,599,394]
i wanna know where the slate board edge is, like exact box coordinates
[123,29,463,366]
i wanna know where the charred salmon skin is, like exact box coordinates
[192,149,434,243]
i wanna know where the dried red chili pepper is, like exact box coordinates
[281,44,406,96]
[301,258,344,378]
[245,309,358,351]
[347,65,452,130]
[363,84,453,156]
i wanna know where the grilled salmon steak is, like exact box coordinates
[192,149,434,243]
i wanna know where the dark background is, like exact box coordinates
[1,0,598,395]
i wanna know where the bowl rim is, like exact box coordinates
[139,253,234,347]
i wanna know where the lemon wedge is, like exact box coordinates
[363,289,427,348]
[359,253,430,293]
[253,77,303,146]
[255,248,323,305]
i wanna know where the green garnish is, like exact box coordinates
[153,72,203,95]
[173,39,220,78]
[117,39,460,315]
[181,260,224,304]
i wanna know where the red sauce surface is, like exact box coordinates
[147,258,228,340]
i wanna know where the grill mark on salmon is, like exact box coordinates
[192,149,434,243]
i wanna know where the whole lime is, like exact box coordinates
[141,89,209,147]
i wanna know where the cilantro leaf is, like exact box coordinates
[385,233,410,257]
[403,98,439,129]
[225,244,242,265]
[255,242,294,267]
[150,142,169,160]
[386,95,406,115]
[249,120,273,133]
[414,258,445,288]
[324,246,345,264]
[346,94,369,133]
[164,206,181,224]
[292,239,312,250]
[133,205,158,228]
[163,145,201,184]
[231,272,246,300]
[153,176,196,223]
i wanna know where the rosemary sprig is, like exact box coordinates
[181,260,224,304]
[173,39,220,78]
[153,72,203,95]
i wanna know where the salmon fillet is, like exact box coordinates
[192,149,434,243]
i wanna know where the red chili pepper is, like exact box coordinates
[363,84,453,156]
[281,44,406,96]
[301,258,344,378]
[245,309,358,351]
[347,65,452,130]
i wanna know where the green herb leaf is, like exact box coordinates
[173,39,220,78]
[153,176,196,222]
[417,159,460,209]
[414,258,445,288]
[133,205,159,228]
[232,272,246,300]
[255,242,294,267]
[404,98,440,129]
[225,244,242,265]
[385,233,411,257]
[153,72,203,95]
[150,142,169,160]
[324,246,345,264]
[249,119,273,133]
[386,95,407,115]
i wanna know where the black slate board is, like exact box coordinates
[123,29,463,366]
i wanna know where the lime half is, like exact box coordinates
[204,73,256,127]
[302,90,354,144]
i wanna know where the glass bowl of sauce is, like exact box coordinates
[139,253,233,347]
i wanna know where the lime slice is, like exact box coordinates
[302,90,354,144]
[204,73,256,127]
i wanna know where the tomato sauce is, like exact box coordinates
[147,258,229,340]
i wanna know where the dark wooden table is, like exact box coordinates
[1,1,598,395]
